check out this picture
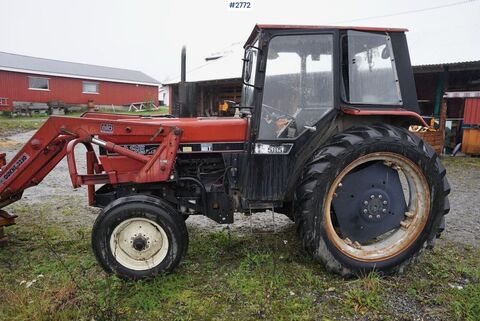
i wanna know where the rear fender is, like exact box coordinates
[340,107,429,128]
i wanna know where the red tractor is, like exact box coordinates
[0,25,450,279]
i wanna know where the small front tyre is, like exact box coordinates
[92,195,188,280]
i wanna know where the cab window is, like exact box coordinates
[342,31,402,105]
[259,34,334,140]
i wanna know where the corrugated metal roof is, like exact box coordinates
[0,51,160,86]
[413,60,480,73]
[163,44,243,85]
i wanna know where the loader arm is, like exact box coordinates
[0,115,181,211]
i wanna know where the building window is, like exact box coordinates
[28,76,49,90]
[83,81,99,94]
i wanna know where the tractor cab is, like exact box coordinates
[241,25,419,142]
[235,25,422,207]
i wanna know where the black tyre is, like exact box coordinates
[295,125,450,276]
[92,195,188,280]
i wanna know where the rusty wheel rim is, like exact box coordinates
[324,152,430,262]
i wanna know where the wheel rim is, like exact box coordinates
[109,218,169,271]
[324,152,430,262]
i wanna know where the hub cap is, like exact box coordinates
[110,218,169,271]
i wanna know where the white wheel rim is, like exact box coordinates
[109,218,169,271]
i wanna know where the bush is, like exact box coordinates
[1,110,12,117]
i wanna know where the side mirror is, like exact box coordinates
[242,46,262,90]
[244,50,254,82]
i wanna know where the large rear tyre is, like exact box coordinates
[295,125,450,276]
[92,195,188,280]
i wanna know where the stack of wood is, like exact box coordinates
[410,101,447,155]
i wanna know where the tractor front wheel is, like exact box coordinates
[295,125,450,276]
[92,195,188,280]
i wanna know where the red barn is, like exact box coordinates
[0,51,160,112]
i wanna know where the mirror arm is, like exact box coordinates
[242,80,262,90]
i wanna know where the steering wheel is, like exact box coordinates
[262,104,299,138]
[262,103,295,121]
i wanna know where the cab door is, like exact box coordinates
[242,33,335,203]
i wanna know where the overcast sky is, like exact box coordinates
[0,0,479,83]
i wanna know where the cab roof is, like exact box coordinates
[245,24,408,48]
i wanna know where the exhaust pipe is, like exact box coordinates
[181,46,186,83]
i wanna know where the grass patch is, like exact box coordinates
[442,156,480,168]
[0,115,48,136]
[1,201,480,321]
[0,108,169,137]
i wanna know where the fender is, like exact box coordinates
[341,106,429,128]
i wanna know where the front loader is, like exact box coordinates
[0,25,450,279]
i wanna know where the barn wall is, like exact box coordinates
[0,70,158,111]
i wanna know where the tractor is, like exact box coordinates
[0,25,450,279]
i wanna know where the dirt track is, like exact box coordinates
[1,130,479,247]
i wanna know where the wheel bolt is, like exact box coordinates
[383,200,388,205]
[370,195,375,199]
[368,215,373,219]
[382,209,387,213]
[376,215,381,219]
[338,183,343,187]
[378,195,382,199]
[364,201,368,205]
[363,209,368,213]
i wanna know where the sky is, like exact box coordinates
[0,0,479,83]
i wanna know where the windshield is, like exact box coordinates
[258,34,334,140]
[342,31,402,105]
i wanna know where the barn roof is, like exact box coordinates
[412,60,480,73]
[0,51,160,86]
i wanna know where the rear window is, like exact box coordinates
[342,31,402,105]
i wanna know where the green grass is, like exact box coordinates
[0,107,169,136]
[0,115,48,136]
[1,201,480,321]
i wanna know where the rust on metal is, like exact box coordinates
[400,220,411,229]
[0,153,6,167]
[0,210,17,227]
[323,152,430,263]
[341,106,430,128]
[405,211,415,218]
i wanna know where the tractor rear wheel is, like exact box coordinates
[92,195,188,280]
[295,125,450,276]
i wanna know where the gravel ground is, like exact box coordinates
[1,130,479,247]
